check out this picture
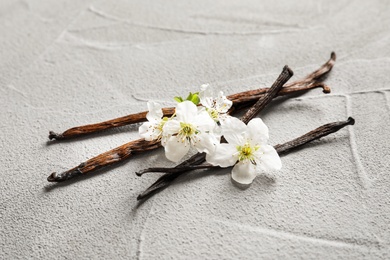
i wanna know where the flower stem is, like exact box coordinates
[136,117,355,200]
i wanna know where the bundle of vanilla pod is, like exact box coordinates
[47,53,354,201]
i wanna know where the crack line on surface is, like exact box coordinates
[136,200,155,260]
[337,56,390,65]
[350,89,390,95]
[67,21,122,32]
[381,91,390,112]
[190,13,307,29]
[214,219,378,249]
[345,95,371,189]
[88,5,310,36]
[60,31,201,51]
[5,84,27,97]
[292,89,390,101]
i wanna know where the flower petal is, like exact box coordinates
[139,122,152,140]
[199,84,214,108]
[255,145,282,172]
[215,91,233,113]
[231,161,258,185]
[221,116,246,145]
[247,118,269,144]
[176,100,198,122]
[206,143,238,167]
[162,119,180,135]
[164,135,191,162]
[146,101,163,122]
[192,132,219,154]
[218,115,232,126]
[139,122,161,141]
[200,83,212,96]
[193,110,216,132]
[161,134,169,146]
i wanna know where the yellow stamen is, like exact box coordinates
[178,122,196,142]
[236,142,260,163]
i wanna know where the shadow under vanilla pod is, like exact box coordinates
[46,52,354,201]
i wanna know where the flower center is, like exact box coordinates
[179,122,196,140]
[207,108,219,121]
[236,142,260,163]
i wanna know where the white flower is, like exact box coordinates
[206,116,281,185]
[162,100,218,162]
[139,101,167,141]
[199,84,233,122]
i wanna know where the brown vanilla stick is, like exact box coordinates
[48,53,335,140]
[136,117,355,200]
[231,51,336,105]
[47,139,161,182]
[48,107,175,140]
[136,65,294,200]
[274,116,355,154]
[241,65,293,123]
[297,52,336,84]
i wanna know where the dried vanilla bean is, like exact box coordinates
[241,65,293,123]
[48,107,176,140]
[47,139,161,182]
[274,116,355,154]
[48,53,335,140]
[136,117,355,200]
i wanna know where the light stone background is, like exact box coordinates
[1,0,390,259]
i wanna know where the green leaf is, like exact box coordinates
[190,94,200,105]
[175,92,200,105]
[174,96,184,103]
[185,92,193,101]
[185,92,200,105]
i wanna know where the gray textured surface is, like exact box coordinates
[1,0,390,259]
